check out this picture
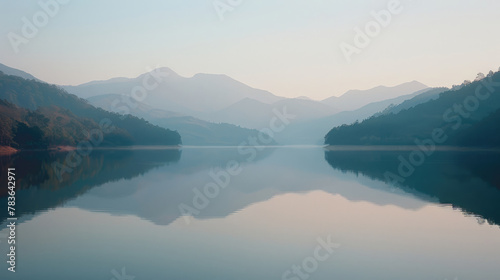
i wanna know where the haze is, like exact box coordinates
[1,0,499,99]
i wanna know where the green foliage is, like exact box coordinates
[325,71,500,147]
[0,73,181,148]
[12,122,45,149]
[0,100,98,148]
[455,108,500,147]
[154,116,277,145]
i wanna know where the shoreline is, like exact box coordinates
[3,145,499,155]
[0,145,76,156]
[0,146,18,156]
[0,145,183,156]
[323,145,500,152]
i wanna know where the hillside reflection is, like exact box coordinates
[0,148,181,223]
[324,149,500,226]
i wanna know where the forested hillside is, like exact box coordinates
[325,71,500,147]
[0,72,181,147]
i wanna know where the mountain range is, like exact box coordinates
[59,65,430,144]
[62,68,283,114]
[1,62,459,147]
[322,81,429,111]
[86,93,276,146]
[0,63,40,81]
[325,71,500,147]
[0,71,181,149]
[274,87,447,144]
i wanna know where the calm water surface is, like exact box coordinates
[1,147,499,280]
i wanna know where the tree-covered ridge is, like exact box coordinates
[455,108,500,147]
[0,72,181,147]
[0,100,126,148]
[325,71,500,147]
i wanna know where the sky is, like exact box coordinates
[1,0,500,100]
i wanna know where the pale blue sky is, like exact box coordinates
[1,0,499,99]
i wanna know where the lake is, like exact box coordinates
[1,146,500,280]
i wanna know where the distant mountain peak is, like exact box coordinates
[192,72,232,80]
[339,81,428,97]
[322,81,429,112]
[0,62,41,82]
[64,67,283,113]
[77,77,131,87]
[409,80,426,84]
[133,67,181,81]
[294,96,313,100]
[405,80,428,87]
[143,67,180,78]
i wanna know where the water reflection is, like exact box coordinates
[2,147,500,228]
[0,147,278,226]
[324,149,500,226]
[0,148,181,223]
[0,147,500,280]
[65,147,428,226]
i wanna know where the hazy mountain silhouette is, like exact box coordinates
[325,72,500,147]
[87,93,184,119]
[63,68,284,115]
[0,63,41,82]
[374,87,448,117]
[63,67,431,133]
[208,97,339,129]
[87,94,277,145]
[273,88,444,144]
[322,81,429,111]
[0,72,181,146]
[2,63,456,147]
[206,82,429,131]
